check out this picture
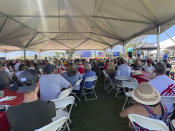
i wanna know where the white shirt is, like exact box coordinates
[16,71,23,78]
[39,74,70,101]
[144,66,154,72]
[116,64,132,77]
[149,75,175,113]
[14,63,21,71]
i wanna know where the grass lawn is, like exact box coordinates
[70,69,130,131]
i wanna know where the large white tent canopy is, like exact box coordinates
[0,0,175,53]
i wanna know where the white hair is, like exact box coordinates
[85,63,91,71]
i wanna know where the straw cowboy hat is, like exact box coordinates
[131,82,160,105]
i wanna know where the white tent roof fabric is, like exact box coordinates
[0,0,175,52]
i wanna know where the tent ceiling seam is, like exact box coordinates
[125,14,175,42]
[73,38,90,50]
[0,33,36,42]
[91,32,122,41]
[29,39,50,47]
[141,0,159,24]
[25,32,39,48]
[53,39,72,49]
[92,16,152,24]
[0,16,8,33]
[90,38,112,47]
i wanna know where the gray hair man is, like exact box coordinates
[149,62,175,113]
[83,63,96,88]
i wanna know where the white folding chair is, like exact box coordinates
[34,117,67,131]
[115,76,130,97]
[71,79,82,102]
[161,96,175,105]
[58,88,73,99]
[51,96,75,131]
[122,82,138,110]
[103,70,117,93]
[82,76,98,101]
[161,96,175,118]
[129,77,138,84]
[128,114,169,131]
[172,119,175,129]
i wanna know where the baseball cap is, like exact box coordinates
[44,63,56,74]
[17,69,39,93]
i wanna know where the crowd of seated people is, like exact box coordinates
[0,57,174,130]
[0,58,98,131]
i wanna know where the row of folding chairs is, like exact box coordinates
[59,76,98,102]
[103,70,138,110]
[34,96,75,131]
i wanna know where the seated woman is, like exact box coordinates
[132,59,142,70]
[143,59,154,72]
[106,62,116,80]
[120,82,169,130]
[62,63,82,96]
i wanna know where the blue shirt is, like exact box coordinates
[83,70,96,88]
[62,72,82,90]
[39,74,70,101]
[116,64,132,77]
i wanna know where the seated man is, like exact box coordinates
[143,59,154,72]
[7,69,56,131]
[149,62,175,114]
[39,63,72,101]
[83,63,96,88]
[0,70,12,90]
[116,58,132,77]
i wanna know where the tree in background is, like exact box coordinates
[164,50,170,55]
[124,36,146,57]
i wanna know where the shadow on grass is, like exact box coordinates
[70,69,130,131]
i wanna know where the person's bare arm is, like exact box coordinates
[68,84,72,89]
[119,105,137,118]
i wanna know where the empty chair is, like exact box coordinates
[51,96,75,131]
[128,114,169,131]
[122,82,138,110]
[103,70,117,93]
[115,76,130,97]
[34,117,67,131]
[82,76,98,101]
[58,88,73,99]
[71,79,82,101]
[129,77,138,84]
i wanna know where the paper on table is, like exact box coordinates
[0,96,17,102]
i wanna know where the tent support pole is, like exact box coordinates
[123,41,125,57]
[95,50,96,58]
[39,50,41,59]
[110,47,113,60]
[157,25,160,62]
[24,48,26,60]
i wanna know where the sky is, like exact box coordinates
[1,25,175,58]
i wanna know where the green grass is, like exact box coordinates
[70,69,130,131]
